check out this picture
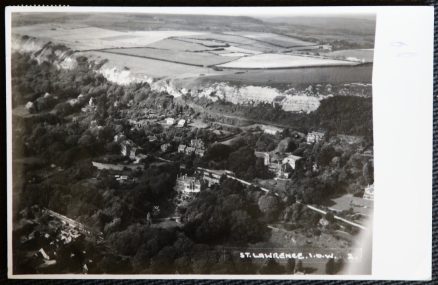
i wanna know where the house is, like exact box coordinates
[148,135,158,142]
[173,136,183,143]
[176,174,201,193]
[185,146,196,155]
[115,175,129,183]
[129,119,149,129]
[197,168,233,186]
[195,149,205,157]
[120,140,132,157]
[306,131,325,144]
[269,161,293,180]
[255,152,270,166]
[178,144,187,153]
[261,125,283,135]
[190,139,205,150]
[363,184,374,200]
[25,101,35,113]
[161,143,171,152]
[202,171,221,186]
[282,154,302,170]
[320,44,332,51]
[178,140,205,156]
[165,117,176,125]
[113,134,126,143]
[268,162,282,174]
[129,147,141,160]
[183,178,201,193]
[177,119,186,128]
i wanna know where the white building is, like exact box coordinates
[190,139,205,149]
[178,144,187,153]
[161,143,171,152]
[185,146,196,155]
[183,178,201,193]
[255,152,270,166]
[177,119,186,128]
[282,154,302,170]
[306,131,325,144]
[262,125,283,135]
[165,117,176,125]
[195,149,205,157]
[120,141,132,157]
[363,184,374,200]
[25,101,35,113]
[176,175,201,193]
[320,44,332,51]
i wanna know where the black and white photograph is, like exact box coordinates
[5,6,432,279]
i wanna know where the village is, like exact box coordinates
[15,95,374,273]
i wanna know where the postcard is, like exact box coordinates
[5,6,433,280]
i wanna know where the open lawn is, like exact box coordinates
[326,194,373,217]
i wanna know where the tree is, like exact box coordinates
[325,258,336,274]
[228,146,257,179]
[285,258,296,274]
[258,193,281,222]
[325,211,335,223]
[295,260,303,273]
[259,259,285,274]
[204,143,232,162]
[150,246,176,273]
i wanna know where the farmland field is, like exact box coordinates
[79,51,215,79]
[224,31,317,48]
[100,47,239,66]
[212,46,262,56]
[146,38,217,52]
[217,53,359,69]
[12,24,206,50]
[178,33,278,52]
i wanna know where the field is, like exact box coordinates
[178,33,282,52]
[100,47,237,66]
[225,31,318,48]
[213,46,261,56]
[79,51,214,80]
[324,49,374,63]
[12,24,205,50]
[14,20,374,92]
[146,38,217,52]
[217,54,359,69]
